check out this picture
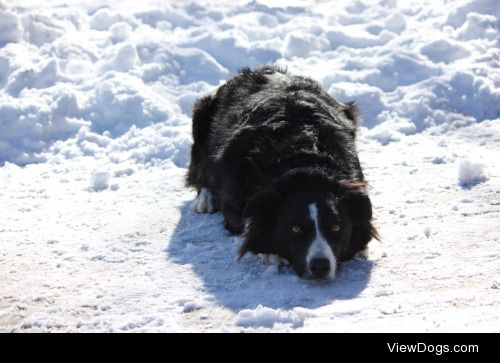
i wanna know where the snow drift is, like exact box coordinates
[0,0,499,166]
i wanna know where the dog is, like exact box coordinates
[186,66,378,281]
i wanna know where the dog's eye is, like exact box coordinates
[291,225,302,233]
[332,224,341,232]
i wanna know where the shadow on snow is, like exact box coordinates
[166,200,373,312]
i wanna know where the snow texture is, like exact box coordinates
[236,305,310,329]
[90,171,110,192]
[458,160,488,188]
[1,0,499,332]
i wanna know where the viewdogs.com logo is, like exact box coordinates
[387,343,479,355]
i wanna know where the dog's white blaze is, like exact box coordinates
[307,204,337,280]
[192,187,215,213]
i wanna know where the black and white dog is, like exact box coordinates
[186,66,378,281]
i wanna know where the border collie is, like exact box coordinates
[186,66,378,281]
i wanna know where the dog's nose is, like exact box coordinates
[309,257,331,279]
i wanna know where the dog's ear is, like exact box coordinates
[341,102,360,139]
[343,102,360,125]
[338,180,379,261]
[238,188,281,259]
[338,180,372,226]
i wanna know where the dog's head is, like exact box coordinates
[239,172,378,281]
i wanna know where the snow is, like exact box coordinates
[282,31,330,58]
[236,305,309,329]
[458,160,488,188]
[90,171,110,192]
[0,7,23,45]
[1,0,499,332]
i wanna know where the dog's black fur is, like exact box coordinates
[186,66,378,279]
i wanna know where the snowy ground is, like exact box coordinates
[1,0,499,332]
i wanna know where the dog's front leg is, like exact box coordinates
[222,201,244,234]
[219,180,245,234]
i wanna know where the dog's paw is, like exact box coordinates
[355,240,387,260]
[258,254,290,266]
[192,188,215,213]
[354,248,369,260]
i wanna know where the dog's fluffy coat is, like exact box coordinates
[186,66,377,280]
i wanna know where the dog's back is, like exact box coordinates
[186,65,363,214]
